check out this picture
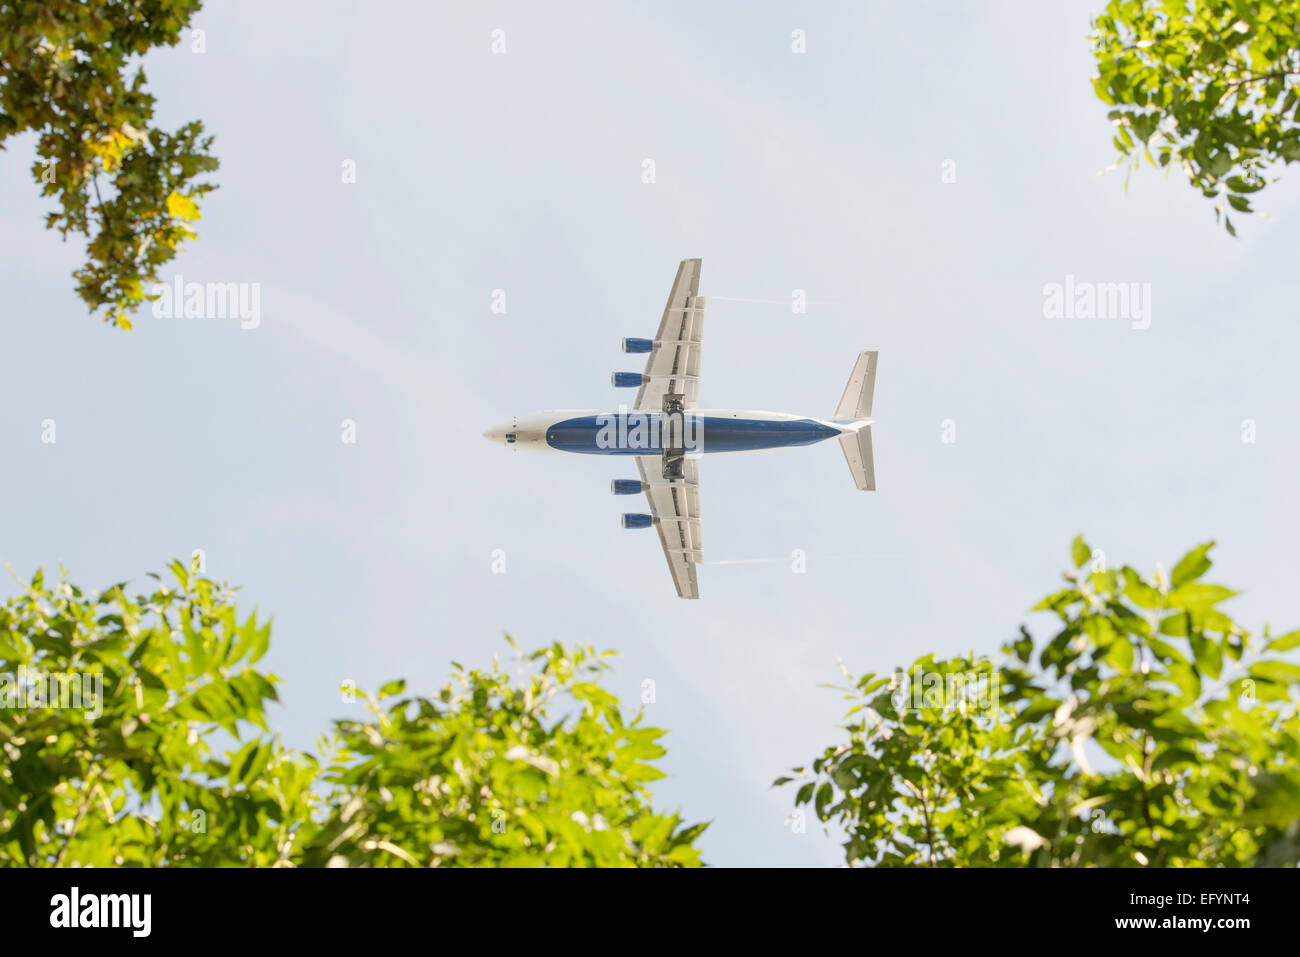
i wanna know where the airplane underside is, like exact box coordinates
[543,411,843,455]
[483,258,877,598]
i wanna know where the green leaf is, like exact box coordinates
[1146,637,1188,665]
[1159,612,1191,637]
[1122,567,1163,609]
[814,782,834,820]
[1170,543,1214,588]
[1266,630,1300,652]
[1249,661,1300,685]
[1188,634,1222,680]
[1105,637,1135,672]
[1169,583,1237,609]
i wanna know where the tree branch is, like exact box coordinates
[52,765,102,867]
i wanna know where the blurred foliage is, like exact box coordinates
[780,538,1300,867]
[0,563,704,867]
[0,0,217,327]
[303,642,705,867]
[1091,0,1300,234]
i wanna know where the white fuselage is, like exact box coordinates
[484,409,863,456]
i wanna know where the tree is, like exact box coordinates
[1091,0,1300,235]
[780,538,1300,866]
[0,561,705,867]
[0,560,311,865]
[303,643,706,867]
[0,0,217,327]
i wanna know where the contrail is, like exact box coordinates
[707,555,863,565]
[710,296,840,305]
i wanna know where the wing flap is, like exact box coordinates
[635,259,704,411]
[636,457,702,598]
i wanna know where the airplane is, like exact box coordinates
[483,258,877,599]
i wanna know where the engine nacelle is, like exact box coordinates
[611,372,646,388]
[621,513,654,529]
[622,337,653,354]
[611,479,648,495]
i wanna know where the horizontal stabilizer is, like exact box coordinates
[838,425,875,491]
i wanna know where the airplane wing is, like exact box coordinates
[634,258,704,411]
[636,456,702,599]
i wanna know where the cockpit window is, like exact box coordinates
[505,432,517,444]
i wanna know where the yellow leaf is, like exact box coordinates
[166,191,200,221]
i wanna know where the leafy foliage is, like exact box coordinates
[0,0,218,327]
[0,560,312,866]
[303,642,705,867]
[781,538,1300,866]
[1090,0,1300,234]
[0,563,704,867]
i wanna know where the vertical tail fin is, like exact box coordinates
[833,351,877,420]
[834,352,877,491]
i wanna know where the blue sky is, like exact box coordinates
[3,0,1299,866]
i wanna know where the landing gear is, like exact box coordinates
[662,390,686,480]
[663,447,685,481]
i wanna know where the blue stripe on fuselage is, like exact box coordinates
[544,414,839,454]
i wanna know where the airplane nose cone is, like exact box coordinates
[483,421,514,444]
